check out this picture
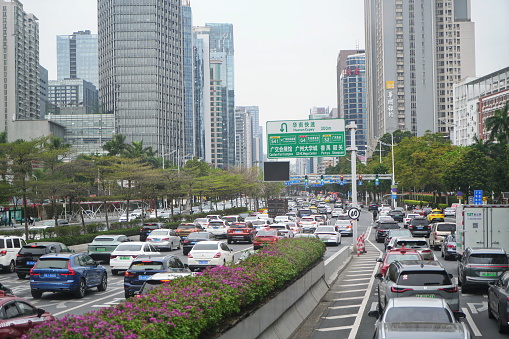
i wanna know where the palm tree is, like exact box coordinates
[102,134,128,156]
[485,102,509,144]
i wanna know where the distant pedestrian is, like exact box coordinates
[372,210,378,222]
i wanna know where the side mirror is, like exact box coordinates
[376,258,383,263]
[367,310,380,319]
[448,273,453,279]
[454,311,466,320]
[94,261,100,266]
[184,263,189,268]
[36,308,45,317]
[374,273,383,279]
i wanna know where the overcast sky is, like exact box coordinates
[22,0,509,126]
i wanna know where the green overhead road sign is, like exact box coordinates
[266,119,346,158]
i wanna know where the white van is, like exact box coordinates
[0,236,26,272]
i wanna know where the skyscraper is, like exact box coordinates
[182,1,195,160]
[1,0,39,134]
[365,0,475,147]
[57,30,99,88]
[97,0,183,161]
[234,106,253,168]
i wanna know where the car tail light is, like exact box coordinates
[124,272,136,277]
[447,244,455,249]
[421,250,432,254]
[427,225,432,229]
[110,255,117,259]
[187,253,193,258]
[438,286,458,293]
[391,286,413,293]
[0,250,6,256]
[434,233,438,239]
[183,240,189,244]
[213,252,222,258]
[146,238,152,241]
[29,267,39,276]
[162,238,170,241]
[408,225,413,229]
[61,261,76,276]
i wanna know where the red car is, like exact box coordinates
[0,290,54,338]
[376,248,422,277]
[227,222,256,244]
[253,228,284,250]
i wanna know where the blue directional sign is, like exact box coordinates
[473,190,483,204]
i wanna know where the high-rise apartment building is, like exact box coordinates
[364,0,475,148]
[1,0,39,134]
[182,1,195,160]
[234,106,253,168]
[57,30,99,88]
[337,49,365,118]
[206,23,235,169]
[97,0,183,163]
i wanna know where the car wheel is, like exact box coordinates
[17,272,26,279]
[499,306,509,333]
[5,260,15,273]
[31,290,42,299]
[97,273,107,292]
[177,241,181,250]
[488,300,495,319]
[125,290,131,299]
[111,270,119,276]
[168,243,173,251]
[74,279,86,298]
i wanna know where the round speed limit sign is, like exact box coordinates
[347,207,361,220]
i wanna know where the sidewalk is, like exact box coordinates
[69,234,140,253]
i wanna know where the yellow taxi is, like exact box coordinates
[427,209,445,222]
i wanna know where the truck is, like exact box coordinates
[455,205,509,256]
[267,199,288,219]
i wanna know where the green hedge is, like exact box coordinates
[25,237,326,338]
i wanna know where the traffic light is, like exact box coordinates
[340,175,344,185]
[375,174,380,185]
[304,175,308,185]
[320,175,324,185]
[358,174,363,186]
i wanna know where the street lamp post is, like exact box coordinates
[391,133,397,209]
[346,121,358,241]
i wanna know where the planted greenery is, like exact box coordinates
[25,237,326,339]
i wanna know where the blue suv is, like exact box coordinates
[124,254,190,298]
[29,253,107,299]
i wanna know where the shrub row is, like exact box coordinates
[25,237,326,339]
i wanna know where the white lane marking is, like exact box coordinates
[92,297,125,308]
[332,289,367,293]
[322,314,357,320]
[316,325,353,332]
[348,227,382,339]
[329,296,364,301]
[467,302,488,314]
[462,306,482,336]
[340,283,369,288]
[52,288,123,316]
[345,273,373,277]
[329,304,361,310]
[369,301,377,312]
[342,278,370,282]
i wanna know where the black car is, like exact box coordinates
[375,222,400,243]
[407,216,430,236]
[124,254,190,298]
[182,232,216,255]
[15,242,73,279]
[488,270,509,333]
[388,209,404,222]
[139,223,165,242]
[368,203,380,211]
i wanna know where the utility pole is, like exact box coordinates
[346,121,358,241]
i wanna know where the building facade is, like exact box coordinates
[97,0,183,163]
[182,1,195,160]
[48,79,98,115]
[337,49,365,118]
[1,0,39,135]
[234,106,253,168]
[57,30,99,88]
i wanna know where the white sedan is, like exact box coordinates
[269,223,294,238]
[313,226,341,246]
[146,229,181,251]
[206,219,229,239]
[187,241,234,271]
[109,242,159,275]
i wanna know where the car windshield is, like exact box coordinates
[115,244,142,251]
[469,254,508,265]
[316,227,335,233]
[257,230,278,236]
[380,223,399,229]
[208,222,225,227]
[93,237,115,242]
[142,226,159,230]
[178,225,194,229]
[150,230,170,236]
[335,221,351,226]
[397,271,452,286]
[35,258,69,269]
[437,224,456,232]
[187,232,209,239]
[194,219,208,223]
[223,217,237,222]
[129,261,164,271]
[192,243,219,251]
[19,246,48,255]
[386,254,421,264]
[389,230,411,237]
[384,307,453,323]
[396,240,428,249]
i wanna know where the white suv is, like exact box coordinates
[0,236,26,272]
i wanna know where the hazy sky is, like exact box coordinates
[22,0,509,126]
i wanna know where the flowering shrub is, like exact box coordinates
[23,237,325,339]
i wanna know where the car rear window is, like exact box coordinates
[411,219,428,225]
[397,271,452,286]
[316,227,335,233]
[34,258,69,269]
[178,225,194,229]
[396,240,428,248]
[380,223,399,229]
[208,222,225,226]
[386,254,420,264]
[150,230,170,236]
[94,237,115,242]
[385,307,452,323]
[115,244,142,251]
[129,261,164,271]
[469,254,508,265]
[437,224,456,232]
[223,217,237,222]
[192,243,219,251]
[19,246,48,255]
[257,230,278,236]
[187,232,209,239]
[142,226,159,230]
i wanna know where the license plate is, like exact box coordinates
[139,275,151,280]
[415,294,435,298]
[153,239,161,241]
[26,261,37,265]
[95,248,106,252]
[120,256,131,260]
[198,260,208,265]
[481,272,498,277]
[235,230,242,233]
[417,227,423,230]
[213,227,218,229]
[45,273,56,278]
